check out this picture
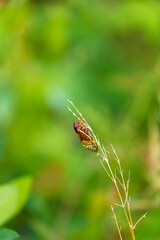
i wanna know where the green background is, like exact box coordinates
[0,0,160,239]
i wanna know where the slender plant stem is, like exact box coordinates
[67,100,147,240]
[134,212,148,229]
[114,180,135,240]
[111,205,123,240]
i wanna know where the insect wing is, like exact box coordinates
[77,129,98,152]
[81,140,98,152]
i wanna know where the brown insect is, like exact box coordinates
[73,117,98,152]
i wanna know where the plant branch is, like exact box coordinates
[67,100,147,240]
[111,205,123,240]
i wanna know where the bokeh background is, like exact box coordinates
[0,0,160,239]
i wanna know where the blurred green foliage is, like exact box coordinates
[0,176,32,226]
[0,0,160,239]
[0,228,20,240]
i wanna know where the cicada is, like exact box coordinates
[73,117,98,152]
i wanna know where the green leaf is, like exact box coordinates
[0,228,19,240]
[0,176,33,226]
[0,185,17,226]
[12,175,33,214]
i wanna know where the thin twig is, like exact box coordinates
[67,100,142,240]
[111,144,134,231]
[115,173,123,188]
[115,203,123,208]
[111,205,123,240]
[133,212,148,229]
[99,158,114,181]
